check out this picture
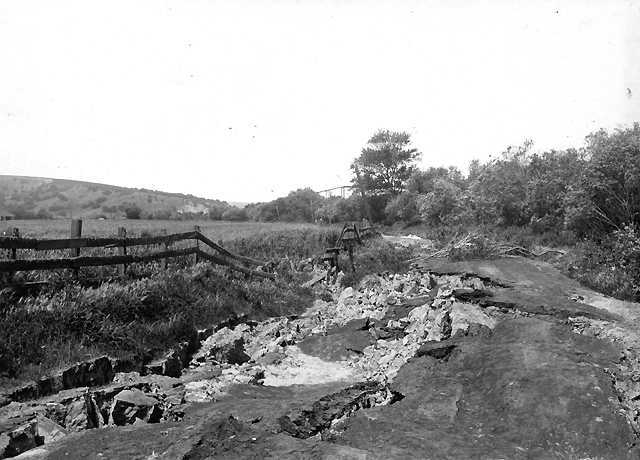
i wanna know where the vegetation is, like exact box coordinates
[0,264,315,383]
[0,223,340,384]
[2,121,640,386]
[0,175,238,221]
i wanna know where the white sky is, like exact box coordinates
[1,0,639,203]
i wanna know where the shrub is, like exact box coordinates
[556,225,640,301]
[340,238,413,288]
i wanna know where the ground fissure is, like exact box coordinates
[3,254,640,459]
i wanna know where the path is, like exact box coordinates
[4,256,640,459]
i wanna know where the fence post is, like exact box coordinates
[7,228,19,284]
[117,227,127,278]
[70,219,82,278]
[193,225,200,265]
[161,229,168,270]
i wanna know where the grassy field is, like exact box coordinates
[1,219,316,242]
[0,220,340,285]
[0,221,347,385]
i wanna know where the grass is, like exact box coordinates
[1,219,318,241]
[1,221,340,285]
[0,223,343,387]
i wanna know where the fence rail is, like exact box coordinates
[0,220,275,281]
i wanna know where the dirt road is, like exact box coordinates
[6,257,640,459]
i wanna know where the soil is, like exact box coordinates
[6,255,640,459]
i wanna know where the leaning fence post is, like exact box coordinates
[193,225,200,265]
[117,227,127,278]
[70,219,82,278]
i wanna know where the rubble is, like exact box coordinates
[6,258,640,459]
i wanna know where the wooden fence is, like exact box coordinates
[0,220,275,282]
[303,220,373,287]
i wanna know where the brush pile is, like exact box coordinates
[407,231,566,263]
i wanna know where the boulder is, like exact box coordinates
[63,391,102,430]
[34,415,67,445]
[209,338,251,365]
[61,356,114,390]
[108,389,162,426]
[450,302,497,336]
[0,419,37,458]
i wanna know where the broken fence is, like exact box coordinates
[0,220,275,282]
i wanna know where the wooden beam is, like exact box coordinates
[196,250,275,280]
[194,232,267,267]
[0,247,199,272]
[0,231,198,251]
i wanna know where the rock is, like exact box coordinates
[60,356,114,390]
[0,419,38,458]
[257,352,283,366]
[108,389,162,426]
[414,341,456,360]
[297,331,373,362]
[338,287,355,303]
[63,391,102,430]
[209,337,251,365]
[451,302,497,336]
[34,415,67,445]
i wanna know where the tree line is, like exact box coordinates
[246,123,639,242]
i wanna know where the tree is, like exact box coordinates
[125,205,142,219]
[418,178,469,227]
[468,140,534,227]
[221,207,248,221]
[572,123,640,235]
[351,129,421,197]
[525,148,586,232]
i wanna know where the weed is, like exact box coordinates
[339,239,413,288]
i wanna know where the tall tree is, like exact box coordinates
[351,129,421,197]
[576,123,640,234]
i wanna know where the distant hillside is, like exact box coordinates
[0,175,235,220]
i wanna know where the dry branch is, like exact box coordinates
[407,231,566,263]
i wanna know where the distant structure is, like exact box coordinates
[317,185,351,199]
[0,209,15,221]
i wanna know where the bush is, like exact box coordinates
[556,225,640,301]
[221,208,248,222]
[340,238,413,288]
[125,205,142,219]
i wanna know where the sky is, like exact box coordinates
[1,0,639,203]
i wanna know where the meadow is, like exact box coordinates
[0,220,347,384]
[0,220,340,285]
[1,219,314,242]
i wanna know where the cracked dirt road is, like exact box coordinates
[8,256,640,460]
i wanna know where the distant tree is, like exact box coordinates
[222,208,248,222]
[352,130,421,198]
[125,205,142,219]
[207,204,229,221]
[35,208,52,220]
[385,192,421,224]
[152,208,172,220]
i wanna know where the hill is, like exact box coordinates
[0,175,234,220]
